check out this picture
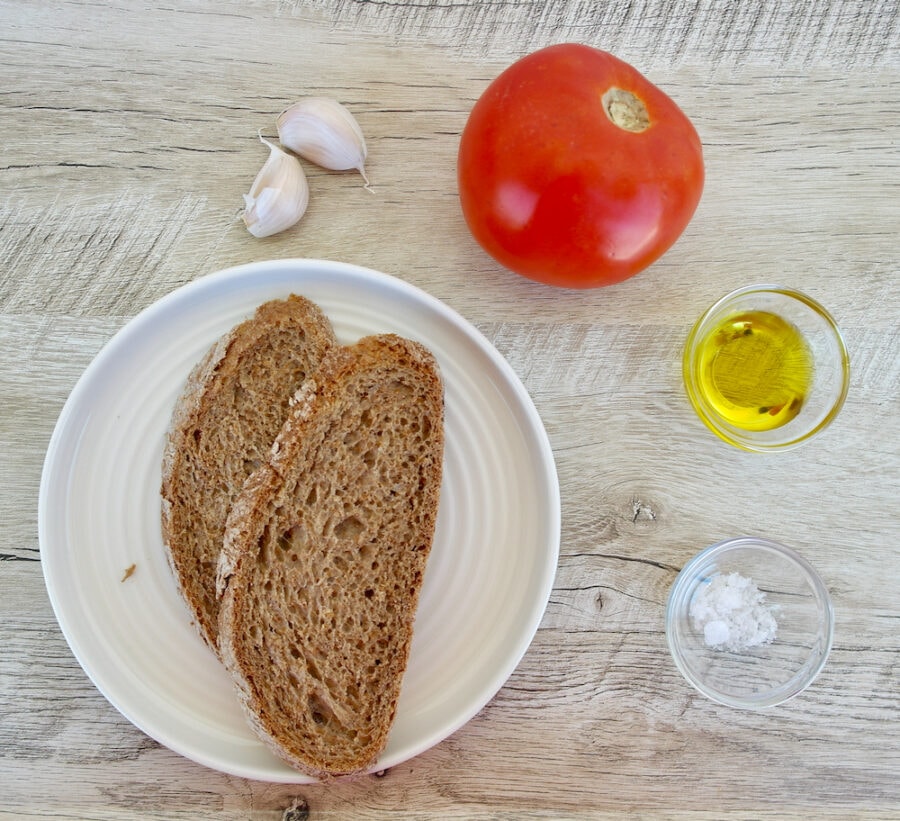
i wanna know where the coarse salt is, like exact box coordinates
[689,572,777,652]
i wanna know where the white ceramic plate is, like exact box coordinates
[39,259,560,783]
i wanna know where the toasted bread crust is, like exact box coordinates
[218,334,444,779]
[161,295,337,653]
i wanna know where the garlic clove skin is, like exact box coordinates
[242,135,309,238]
[276,97,369,184]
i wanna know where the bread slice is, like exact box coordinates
[161,295,337,653]
[217,334,444,779]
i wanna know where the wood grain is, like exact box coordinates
[1,0,898,818]
[292,0,900,69]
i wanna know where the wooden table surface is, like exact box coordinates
[2,1,898,818]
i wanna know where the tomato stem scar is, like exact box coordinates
[602,87,650,132]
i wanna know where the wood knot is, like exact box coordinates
[282,797,310,821]
[631,497,657,524]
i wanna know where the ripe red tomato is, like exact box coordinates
[458,44,704,289]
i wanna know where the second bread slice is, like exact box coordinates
[217,334,444,779]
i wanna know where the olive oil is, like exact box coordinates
[695,310,813,432]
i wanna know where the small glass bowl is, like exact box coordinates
[683,285,850,452]
[666,537,834,709]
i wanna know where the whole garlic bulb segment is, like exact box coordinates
[242,136,309,238]
[277,98,369,184]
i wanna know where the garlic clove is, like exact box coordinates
[276,97,369,184]
[241,135,309,238]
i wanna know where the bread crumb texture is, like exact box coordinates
[219,334,444,779]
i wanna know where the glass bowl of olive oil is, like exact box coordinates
[683,286,849,452]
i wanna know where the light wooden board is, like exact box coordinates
[1,0,898,818]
